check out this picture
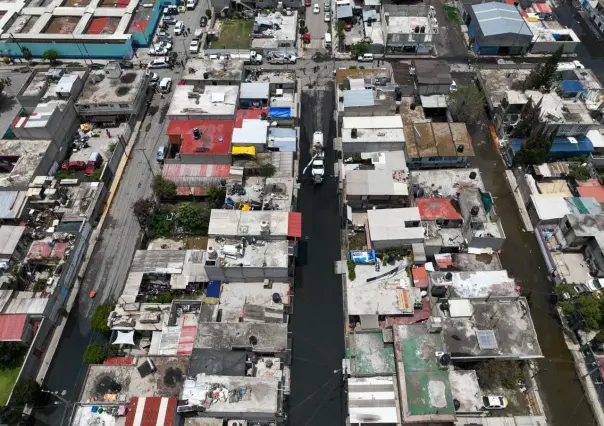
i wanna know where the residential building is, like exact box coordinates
[207,210,301,240]
[239,82,270,109]
[412,60,453,95]
[404,122,473,169]
[366,207,423,249]
[345,151,410,209]
[251,12,298,54]
[381,4,438,55]
[16,68,85,113]
[74,63,148,122]
[527,195,601,227]
[557,214,604,277]
[338,86,397,118]
[165,120,234,165]
[0,139,58,189]
[181,58,244,88]
[582,0,604,36]
[167,86,239,121]
[341,116,405,153]
[467,2,533,55]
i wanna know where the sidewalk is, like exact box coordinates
[504,170,534,233]
[35,118,145,384]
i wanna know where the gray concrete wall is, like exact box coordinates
[530,41,578,54]
[204,265,289,281]
[342,141,405,154]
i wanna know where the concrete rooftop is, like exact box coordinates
[350,331,396,376]
[411,168,485,197]
[0,139,51,188]
[206,237,289,269]
[194,322,288,353]
[429,270,518,299]
[217,281,290,323]
[167,85,238,118]
[76,70,146,106]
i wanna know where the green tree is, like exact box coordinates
[351,41,369,59]
[575,295,603,330]
[176,203,210,235]
[258,163,276,177]
[83,343,119,364]
[0,342,26,369]
[477,360,522,389]
[446,85,486,124]
[592,330,604,348]
[20,47,32,62]
[514,126,553,166]
[91,304,113,334]
[132,197,155,229]
[205,8,212,18]
[0,405,24,425]
[524,47,563,90]
[207,186,226,209]
[11,378,40,405]
[511,97,543,138]
[569,164,591,182]
[151,175,176,199]
[42,49,58,65]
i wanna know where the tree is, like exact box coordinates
[477,360,522,389]
[514,126,553,166]
[151,175,176,199]
[446,85,486,124]
[132,197,155,229]
[592,330,604,348]
[569,164,591,182]
[11,378,40,405]
[20,47,32,62]
[511,97,542,138]
[205,8,212,18]
[90,304,113,334]
[0,342,26,369]
[524,47,563,90]
[83,343,119,364]
[351,41,369,59]
[207,186,226,209]
[42,49,58,65]
[575,295,603,330]
[258,163,276,177]
[0,406,24,425]
[175,203,210,235]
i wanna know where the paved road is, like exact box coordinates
[288,73,345,426]
[304,1,329,51]
[35,6,208,425]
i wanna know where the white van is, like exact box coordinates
[324,32,332,49]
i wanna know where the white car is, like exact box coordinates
[157,40,172,50]
[324,11,331,21]
[357,53,374,62]
[189,40,200,54]
[482,396,508,410]
[313,3,320,13]
[148,58,170,69]
[174,21,185,35]
[148,72,160,82]
[149,45,166,56]
[159,77,172,93]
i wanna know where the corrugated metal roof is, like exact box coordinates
[162,164,231,187]
[0,314,27,341]
[338,4,353,18]
[288,212,302,238]
[3,292,48,315]
[342,115,403,129]
[125,397,177,426]
[0,226,25,258]
[0,191,27,220]
[343,90,375,108]
[240,82,270,99]
[472,2,533,37]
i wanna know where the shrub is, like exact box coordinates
[83,343,119,364]
[91,304,113,333]
[11,378,40,405]
[347,259,356,281]
[1,57,9,65]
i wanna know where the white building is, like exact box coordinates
[367,207,423,249]
[341,116,405,153]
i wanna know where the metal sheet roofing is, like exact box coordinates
[0,226,25,258]
[338,4,353,18]
[287,212,302,238]
[471,2,533,37]
[416,198,462,221]
[162,164,231,187]
[0,191,27,220]
[125,397,177,426]
[343,90,374,108]
[560,80,584,94]
[240,82,270,99]
[342,115,403,129]
[367,208,424,242]
[0,314,27,341]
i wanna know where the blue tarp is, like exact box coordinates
[269,107,291,119]
[560,80,584,95]
[350,250,376,264]
[207,280,222,298]
[512,136,594,159]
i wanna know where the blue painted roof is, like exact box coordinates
[560,80,584,94]
[512,136,594,154]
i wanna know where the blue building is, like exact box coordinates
[511,135,595,160]
[467,2,533,55]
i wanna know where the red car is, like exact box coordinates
[345,22,352,31]
[61,160,86,171]
[304,0,311,6]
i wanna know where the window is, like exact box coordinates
[119,104,129,108]
[80,105,90,109]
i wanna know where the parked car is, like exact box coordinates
[357,53,374,62]
[174,21,185,35]
[118,60,134,69]
[482,396,508,410]
[189,40,200,54]
[157,31,173,42]
[157,146,167,162]
[193,28,203,40]
[148,58,170,69]
[159,78,172,93]
[85,152,103,175]
[163,5,178,14]
[200,16,208,27]
[163,16,176,25]
[304,0,311,5]
[149,45,167,56]
[344,21,352,31]
[186,0,197,9]
[148,72,160,82]
[586,278,604,293]
[313,3,320,13]
[177,5,186,12]
[157,40,172,50]
[324,11,330,21]
[61,160,86,171]
[167,51,178,62]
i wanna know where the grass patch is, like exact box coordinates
[212,20,253,49]
[0,358,24,405]
[444,5,459,22]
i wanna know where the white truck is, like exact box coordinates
[229,50,263,65]
[302,131,325,184]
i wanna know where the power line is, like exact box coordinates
[289,371,341,412]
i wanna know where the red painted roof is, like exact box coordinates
[26,240,68,261]
[534,2,552,13]
[125,397,177,426]
[288,212,302,238]
[235,109,269,128]
[0,314,27,341]
[412,265,428,288]
[104,357,135,365]
[577,179,604,203]
[434,253,453,269]
[167,120,233,156]
[416,198,462,221]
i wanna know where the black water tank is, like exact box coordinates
[471,206,480,216]
[445,272,453,281]
[453,399,461,410]
[249,335,258,345]
[456,144,464,153]
[203,72,209,79]
[440,301,450,312]
[440,353,451,366]
[431,286,447,298]
[272,293,282,303]
[351,128,358,138]
[469,171,477,179]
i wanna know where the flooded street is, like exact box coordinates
[465,99,595,424]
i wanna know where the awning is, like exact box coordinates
[112,330,135,346]
[232,146,256,156]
